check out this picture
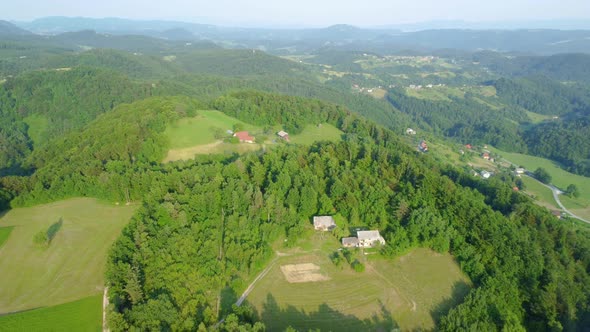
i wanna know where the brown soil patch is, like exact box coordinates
[280,263,330,283]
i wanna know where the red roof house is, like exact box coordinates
[234,131,255,143]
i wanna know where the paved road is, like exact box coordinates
[531,176,590,224]
[498,159,589,224]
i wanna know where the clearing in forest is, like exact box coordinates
[246,233,471,331]
[0,198,136,314]
[288,124,343,145]
[164,110,263,161]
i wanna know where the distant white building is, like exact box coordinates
[481,170,492,179]
[357,230,386,248]
[406,128,417,135]
[515,168,525,175]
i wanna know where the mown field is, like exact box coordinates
[246,233,471,331]
[164,113,344,162]
[0,295,102,332]
[0,198,136,313]
[0,226,13,248]
[165,110,261,149]
[521,177,560,211]
[289,124,343,145]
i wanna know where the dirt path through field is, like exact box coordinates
[102,287,109,332]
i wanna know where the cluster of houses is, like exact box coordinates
[408,83,445,90]
[313,216,386,248]
[352,84,384,94]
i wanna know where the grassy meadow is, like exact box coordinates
[289,124,343,145]
[165,110,260,149]
[521,177,560,211]
[23,114,49,149]
[0,198,136,313]
[0,226,14,248]
[0,295,102,332]
[246,233,471,331]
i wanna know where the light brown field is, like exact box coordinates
[280,263,330,283]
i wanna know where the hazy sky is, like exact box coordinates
[4,0,590,27]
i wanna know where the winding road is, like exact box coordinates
[531,176,590,224]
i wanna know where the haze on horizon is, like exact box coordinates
[4,0,590,28]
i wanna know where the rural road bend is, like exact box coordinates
[544,181,590,224]
[498,157,590,224]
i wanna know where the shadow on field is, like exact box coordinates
[254,293,399,332]
[430,280,472,324]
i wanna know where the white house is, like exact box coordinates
[357,230,386,248]
[481,170,492,179]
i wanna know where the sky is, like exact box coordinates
[4,0,590,27]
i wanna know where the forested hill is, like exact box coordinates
[0,81,589,330]
[0,20,32,36]
[474,52,590,84]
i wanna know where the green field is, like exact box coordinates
[0,295,102,332]
[289,124,343,145]
[23,114,49,149]
[0,227,14,248]
[246,233,471,331]
[521,177,559,211]
[525,111,552,124]
[165,110,260,149]
[0,198,136,313]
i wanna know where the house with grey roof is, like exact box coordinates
[313,216,336,231]
[342,237,359,248]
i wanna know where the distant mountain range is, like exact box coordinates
[5,17,590,55]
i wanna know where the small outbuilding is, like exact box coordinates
[357,230,386,248]
[277,130,290,141]
[313,216,336,231]
[342,237,359,248]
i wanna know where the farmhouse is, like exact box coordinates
[342,237,359,248]
[234,131,255,143]
[481,170,492,179]
[277,130,290,141]
[515,168,525,175]
[357,230,386,248]
[406,128,416,135]
[482,152,490,160]
[313,216,336,231]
